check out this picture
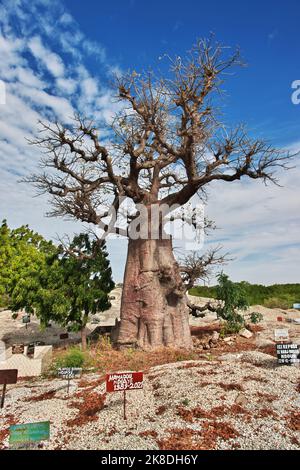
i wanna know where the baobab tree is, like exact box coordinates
[27,39,291,350]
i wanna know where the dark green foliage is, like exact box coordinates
[190,280,300,309]
[249,311,264,323]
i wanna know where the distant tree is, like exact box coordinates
[27,38,293,349]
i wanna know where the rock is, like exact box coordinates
[235,393,248,406]
[218,353,243,362]
[239,328,253,339]
[211,331,220,342]
[223,337,232,343]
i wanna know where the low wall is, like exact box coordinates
[0,345,52,377]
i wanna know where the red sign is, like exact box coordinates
[106,372,143,392]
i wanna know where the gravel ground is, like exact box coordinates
[0,351,299,450]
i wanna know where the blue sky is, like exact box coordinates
[0,0,299,284]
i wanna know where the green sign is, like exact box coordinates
[9,421,50,447]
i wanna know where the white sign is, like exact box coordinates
[57,367,82,379]
[274,329,289,342]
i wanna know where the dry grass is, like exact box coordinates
[52,338,198,376]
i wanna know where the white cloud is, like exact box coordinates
[28,36,65,78]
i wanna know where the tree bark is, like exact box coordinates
[116,237,193,350]
[81,327,87,351]
[81,313,89,351]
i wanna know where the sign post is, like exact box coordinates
[0,369,18,409]
[106,371,143,420]
[123,390,126,420]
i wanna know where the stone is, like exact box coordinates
[239,328,253,339]
[223,337,232,343]
[218,353,243,362]
[235,393,248,406]
[211,331,220,342]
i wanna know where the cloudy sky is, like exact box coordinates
[0,0,299,285]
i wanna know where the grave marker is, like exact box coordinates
[106,371,143,419]
[57,367,82,394]
[276,343,300,365]
[0,369,18,408]
[9,421,50,449]
[274,328,289,342]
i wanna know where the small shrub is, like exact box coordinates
[181,398,190,407]
[249,312,263,324]
[55,348,85,369]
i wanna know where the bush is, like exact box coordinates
[249,312,263,323]
[55,348,85,369]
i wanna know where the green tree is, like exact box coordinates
[215,273,249,332]
[31,233,115,350]
[0,221,115,349]
[0,220,56,309]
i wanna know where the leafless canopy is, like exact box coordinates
[26,38,293,235]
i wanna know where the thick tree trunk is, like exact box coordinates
[116,237,193,350]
